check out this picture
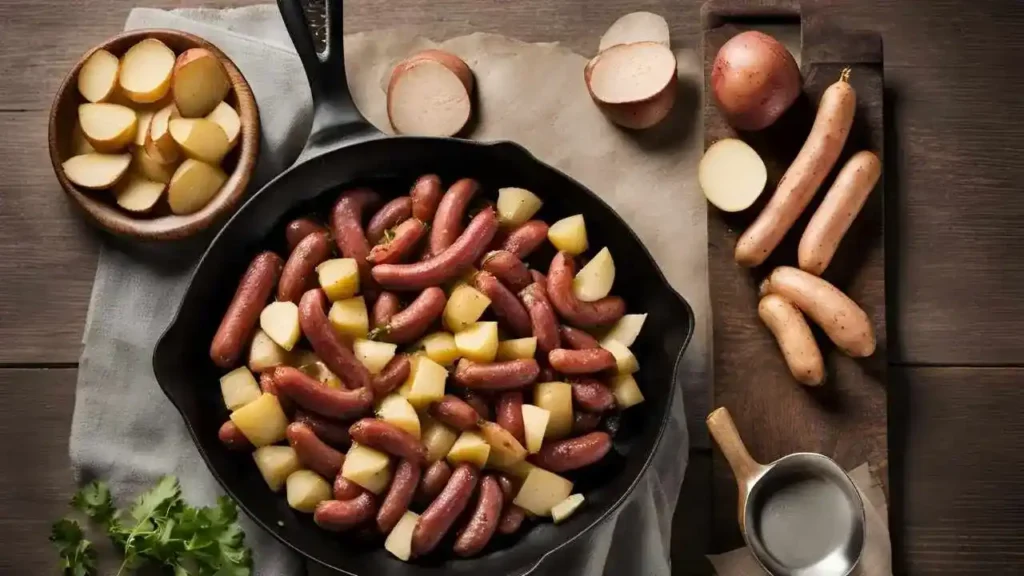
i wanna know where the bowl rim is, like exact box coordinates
[48,28,260,241]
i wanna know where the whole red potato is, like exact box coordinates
[711,31,801,131]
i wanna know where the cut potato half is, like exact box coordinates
[598,12,671,51]
[168,118,230,164]
[548,214,588,255]
[205,101,241,148]
[573,247,615,302]
[387,59,471,137]
[119,38,175,103]
[131,145,178,185]
[286,470,332,513]
[71,122,95,155]
[585,42,677,129]
[699,138,768,212]
[497,187,543,228]
[384,511,420,562]
[260,301,301,351]
[77,49,120,103]
[146,103,181,164]
[599,313,647,347]
[134,110,155,147]
[167,159,226,215]
[62,153,131,190]
[253,446,300,492]
[173,49,232,118]
[113,173,165,213]
[79,103,137,153]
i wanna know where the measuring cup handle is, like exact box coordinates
[706,407,763,484]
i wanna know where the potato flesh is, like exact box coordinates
[71,123,95,155]
[384,511,420,561]
[513,467,574,516]
[520,404,550,453]
[253,446,300,492]
[699,138,768,212]
[168,118,230,164]
[62,153,131,190]
[419,332,459,366]
[114,174,165,213]
[488,459,536,480]
[454,321,499,363]
[219,366,261,411]
[573,247,615,302]
[78,49,120,103]
[404,356,448,409]
[299,361,343,389]
[260,301,301,351]
[598,11,671,51]
[248,328,290,372]
[205,101,241,148]
[422,416,459,463]
[131,145,177,184]
[167,159,226,215]
[353,339,397,374]
[388,61,471,137]
[229,393,288,447]
[548,214,588,255]
[286,470,332,513]
[376,394,421,438]
[120,38,175,103]
[478,421,527,466]
[79,104,137,153]
[173,49,232,118]
[328,296,369,339]
[534,382,573,439]
[446,430,491,469]
[600,338,639,374]
[551,493,585,523]
[443,284,491,332]
[317,259,360,301]
[587,42,676,105]
[599,313,647,347]
[497,187,543,228]
[610,373,645,409]
[134,110,155,147]
[342,443,393,494]
[146,103,181,164]
[496,337,538,361]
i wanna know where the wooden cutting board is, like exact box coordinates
[701,0,888,549]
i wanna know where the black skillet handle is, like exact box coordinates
[277,0,382,158]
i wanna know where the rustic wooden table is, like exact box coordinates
[3,1,1023,574]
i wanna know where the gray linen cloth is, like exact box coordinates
[70,6,707,575]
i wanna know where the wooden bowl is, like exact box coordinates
[48,29,259,240]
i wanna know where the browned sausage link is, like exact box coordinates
[314,493,378,532]
[453,359,541,391]
[366,196,413,245]
[218,421,252,451]
[461,391,492,421]
[371,287,446,344]
[372,208,499,291]
[412,464,480,557]
[260,371,295,416]
[537,362,556,383]
[520,282,561,353]
[417,460,453,505]
[285,217,327,253]
[495,474,516,500]
[331,188,382,296]
[530,269,547,286]
[372,291,402,329]
[376,459,422,533]
[560,325,600,350]
[210,252,284,368]
[473,271,532,337]
[367,218,427,265]
[273,366,374,420]
[349,418,427,465]
[495,391,526,446]
[480,250,532,292]
[453,475,504,557]
[334,472,364,501]
[278,231,332,303]
[548,348,616,374]
[298,288,373,391]
[571,378,617,413]
[371,354,412,397]
[428,178,479,258]
[573,411,603,435]
[530,431,613,472]
[497,505,526,535]
[501,220,548,259]
[429,395,481,431]
[294,410,351,448]
[287,422,345,479]
[410,174,443,223]
[547,252,626,328]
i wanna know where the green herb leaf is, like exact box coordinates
[50,518,97,576]
[71,481,116,525]
[130,475,181,523]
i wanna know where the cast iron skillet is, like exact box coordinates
[153,0,694,573]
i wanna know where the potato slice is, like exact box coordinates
[513,467,574,517]
[419,332,459,366]
[446,430,491,469]
[454,321,499,363]
[219,366,261,411]
[113,174,165,213]
[248,328,290,372]
[376,394,421,438]
[317,259,360,301]
[387,59,471,137]
[601,338,639,374]
[78,49,120,103]
[299,361,343,389]
[497,187,543,228]
[131,145,177,185]
[205,101,241,149]
[167,159,226,215]
[342,443,393,494]
[173,48,232,118]
[599,314,647,347]
[699,138,768,212]
[62,153,131,190]
[548,214,588,255]
[79,103,137,153]
[133,110,155,147]
[384,511,420,562]
[404,356,448,409]
[119,38,175,103]
[71,122,95,155]
[497,337,537,361]
[145,103,181,164]
[168,118,230,164]
[598,11,671,51]
[353,339,397,374]
[586,41,676,105]
[551,493,585,524]
[253,446,300,492]
[230,393,288,447]
[478,420,527,466]
[443,284,491,332]
[520,404,550,453]
[534,381,573,439]
[260,301,301,351]
[328,296,369,339]
[421,415,458,463]
[573,247,615,302]
[488,459,536,480]
[286,470,332,513]
[610,373,644,409]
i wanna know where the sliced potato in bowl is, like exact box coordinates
[119,38,175,103]
[79,103,137,152]
[173,48,232,118]
[113,173,165,213]
[145,103,181,164]
[131,145,178,185]
[77,49,120,103]
[168,118,230,164]
[206,101,241,149]
[167,159,226,215]
[62,153,131,190]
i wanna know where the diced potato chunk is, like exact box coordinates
[454,321,499,363]
[353,339,397,374]
[488,458,536,480]
[405,356,449,409]
[534,382,573,439]
[253,446,300,492]
[249,329,290,372]
[376,394,421,438]
[260,301,301,351]
[551,493,585,524]
[572,247,615,302]
[419,332,460,366]
[497,187,543,228]
[610,374,645,409]
[497,337,538,361]
[328,296,369,339]
[478,421,527,466]
[219,366,261,411]
[446,430,491,469]
[547,214,588,255]
[230,394,288,447]
[289,349,320,368]
[520,404,550,453]
[421,415,459,463]
[384,511,420,562]
[317,259,359,301]
[299,361,343,389]
[513,467,574,516]
[601,339,639,374]
[599,313,647,347]
[286,470,332,513]
[342,443,393,494]
[444,266,480,296]
[444,285,491,332]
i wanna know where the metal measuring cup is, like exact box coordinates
[707,407,866,576]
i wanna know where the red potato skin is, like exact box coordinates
[519,282,562,353]
[530,431,613,472]
[711,31,801,131]
[294,410,351,448]
[218,421,252,451]
[349,418,427,465]
[417,460,453,504]
[453,475,504,557]
[501,220,549,259]
[377,459,422,533]
[480,250,532,292]
[560,325,600,350]
[298,289,373,391]
[461,391,492,421]
[548,348,616,374]
[331,189,382,295]
[314,494,378,532]
[210,252,284,368]
[260,371,295,416]
[429,395,481,431]
[372,208,499,290]
[372,291,402,328]
[368,218,427,265]
[285,218,327,252]
[287,422,345,479]
[410,174,444,223]
[412,464,480,557]
[371,354,412,397]
[334,473,365,501]
[572,411,603,435]
[571,378,617,412]
[473,271,533,337]
[278,231,332,303]
[273,366,374,420]
[734,71,857,267]
[373,287,446,344]
[547,252,626,328]
[453,359,540,391]
[366,196,413,245]
[495,391,526,446]
[428,178,479,258]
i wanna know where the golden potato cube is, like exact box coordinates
[601,338,639,374]
[353,339,397,374]
[513,467,574,516]
[286,470,332,513]
[219,366,261,411]
[253,446,300,492]
[376,394,421,438]
[496,187,543,228]
[496,337,538,361]
[420,332,460,366]
[534,382,573,439]
[446,430,491,469]
[600,313,647,347]
[520,403,550,453]
[610,374,645,409]
[454,321,499,363]
[551,493,585,524]
[317,258,359,301]
[421,415,459,463]
[328,296,369,339]
[444,284,491,332]
[248,329,290,372]
[547,214,588,255]
[341,443,393,494]
[230,393,288,447]
[405,356,448,409]
[260,301,301,351]
[478,421,527,467]
[384,511,420,561]
[572,247,615,302]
